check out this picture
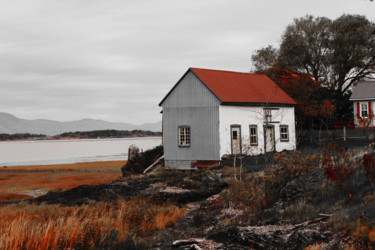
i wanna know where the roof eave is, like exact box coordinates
[350,98,375,101]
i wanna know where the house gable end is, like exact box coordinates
[160,69,221,108]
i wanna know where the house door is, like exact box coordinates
[265,127,275,152]
[231,126,241,155]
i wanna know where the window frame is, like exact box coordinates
[264,109,272,123]
[178,126,191,147]
[249,125,258,146]
[361,102,369,118]
[280,125,289,142]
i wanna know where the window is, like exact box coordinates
[280,125,289,142]
[264,109,272,123]
[249,125,258,145]
[178,126,190,146]
[232,130,238,139]
[361,103,368,117]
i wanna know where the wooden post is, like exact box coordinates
[233,154,237,180]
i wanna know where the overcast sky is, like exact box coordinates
[0,0,374,124]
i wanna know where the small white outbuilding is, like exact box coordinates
[159,68,297,169]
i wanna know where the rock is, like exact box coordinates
[172,238,204,247]
[279,167,323,204]
[284,225,333,250]
[169,238,223,250]
[208,225,284,249]
[261,168,325,223]
[208,221,332,249]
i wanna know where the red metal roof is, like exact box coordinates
[190,68,296,105]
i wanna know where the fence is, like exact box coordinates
[299,128,373,142]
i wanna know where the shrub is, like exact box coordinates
[221,174,265,225]
[122,145,163,175]
[322,143,357,188]
[264,151,319,205]
[361,153,375,185]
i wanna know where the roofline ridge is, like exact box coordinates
[190,67,265,76]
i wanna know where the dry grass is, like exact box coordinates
[0,194,34,201]
[4,160,125,171]
[0,161,187,249]
[0,198,185,249]
[0,161,125,201]
[221,173,265,225]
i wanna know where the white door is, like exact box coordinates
[265,127,275,152]
[231,126,241,155]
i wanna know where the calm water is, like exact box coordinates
[0,137,162,166]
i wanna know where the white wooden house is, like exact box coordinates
[350,81,375,126]
[159,68,297,169]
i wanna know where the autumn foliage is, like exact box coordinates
[322,143,356,188]
[265,67,337,131]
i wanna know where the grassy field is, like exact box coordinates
[0,160,187,249]
[0,161,125,201]
[0,197,185,249]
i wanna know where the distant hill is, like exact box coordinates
[0,112,162,136]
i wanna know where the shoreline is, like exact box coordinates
[0,137,161,168]
[0,157,129,168]
[0,135,162,143]
[0,160,127,170]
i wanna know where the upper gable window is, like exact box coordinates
[178,126,190,147]
[264,109,272,123]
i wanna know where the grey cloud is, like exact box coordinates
[0,0,374,124]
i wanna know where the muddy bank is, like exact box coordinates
[25,171,228,206]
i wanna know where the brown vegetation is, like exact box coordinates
[0,198,185,249]
[212,145,375,248]
[2,144,375,248]
[0,161,124,201]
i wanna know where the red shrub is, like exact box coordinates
[361,154,375,184]
[322,143,355,188]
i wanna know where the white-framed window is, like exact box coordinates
[264,109,272,123]
[178,126,190,147]
[361,103,368,117]
[280,125,289,142]
[249,125,258,145]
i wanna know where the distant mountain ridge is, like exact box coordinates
[0,112,162,136]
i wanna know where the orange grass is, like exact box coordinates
[0,161,125,201]
[0,198,186,249]
[5,160,126,171]
[0,193,34,201]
